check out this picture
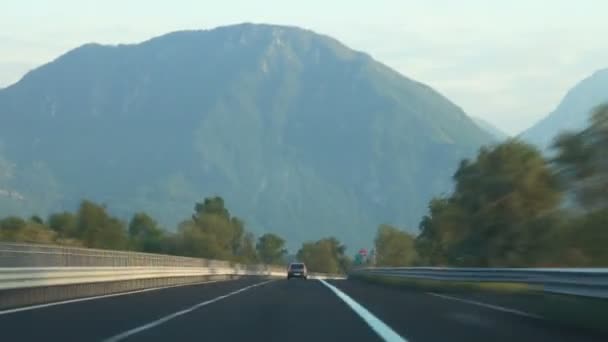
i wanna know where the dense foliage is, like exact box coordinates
[413,105,608,267]
[0,196,283,265]
[296,237,351,274]
[256,233,288,265]
[374,225,418,267]
[3,105,606,269]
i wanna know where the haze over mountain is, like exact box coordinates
[472,117,508,141]
[521,68,608,150]
[0,23,493,249]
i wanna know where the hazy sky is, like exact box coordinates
[3,1,608,134]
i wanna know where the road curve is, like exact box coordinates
[0,277,604,341]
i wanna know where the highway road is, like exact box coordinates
[0,277,604,341]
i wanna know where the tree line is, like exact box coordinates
[371,104,608,267]
[3,105,606,270]
[0,195,353,272]
[0,196,289,265]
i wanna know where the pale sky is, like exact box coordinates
[3,0,608,134]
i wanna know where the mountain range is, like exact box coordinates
[472,117,508,141]
[0,23,494,249]
[521,68,608,150]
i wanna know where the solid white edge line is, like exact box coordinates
[102,279,275,342]
[0,279,233,316]
[427,292,543,319]
[319,279,407,342]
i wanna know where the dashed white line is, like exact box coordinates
[319,279,407,342]
[102,280,274,342]
[427,292,542,319]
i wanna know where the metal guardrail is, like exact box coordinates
[351,267,608,298]
[0,242,236,267]
[0,242,295,309]
[0,266,285,291]
[308,272,347,280]
[0,242,347,310]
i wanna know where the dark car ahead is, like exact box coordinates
[287,262,308,280]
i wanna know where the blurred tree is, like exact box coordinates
[562,209,608,266]
[176,220,222,259]
[48,212,78,238]
[553,104,608,210]
[417,140,561,266]
[375,224,418,266]
[174,197,251,261]
[194,196,230,221]
[30,215,44,225]
[235,232,258,263]
[0,215,58,244]
[0,216,26,231]
[256,233,287,264]
[0,216,27,240]
[416,197,454,265]
[296,237,350,273]
[0,195,276,264]
[129,212,164,253]
[77,200,128,250]
[229,217,246,257]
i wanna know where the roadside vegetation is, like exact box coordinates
[0,196,288,265]
[367,104,608,268]
[0,194,354,272]
[2,106,607,271]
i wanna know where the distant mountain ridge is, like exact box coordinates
[472,117,508,141]
[521,68,608,149]
[0,23,493,249]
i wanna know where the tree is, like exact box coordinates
[560,209,608,266]
[416,140,561,267]
[30,215,44,225]
[0,216,26,231]
[128,212,164,253]
[0,215,57,244]
[374,225,418,266]
[174,197,252,261]
[0,216,27,240]
[176,220,222,259]
[256,233,287,264]
[193,196,230,221]
[296,237,350,273]
[77,200,128,250]
[235,232,258,263]
[553,104,608,210]
[416,197,453,265]
[549,104,608,266]
[229,217,246,257]
[48,212,78,238]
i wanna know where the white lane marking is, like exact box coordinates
[103,280,274,342]
[0,279,231,316]
[319,279,407,342]
[427,292,542,319]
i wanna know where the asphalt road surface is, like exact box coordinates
[0,277,604,341]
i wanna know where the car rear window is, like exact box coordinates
[289,264,304,270]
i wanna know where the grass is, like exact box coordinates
[352,273,608,336]
[352,273,535,293]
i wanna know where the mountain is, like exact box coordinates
[472,117,508,141]
[0,23,493,249]
[521,69,608,150]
